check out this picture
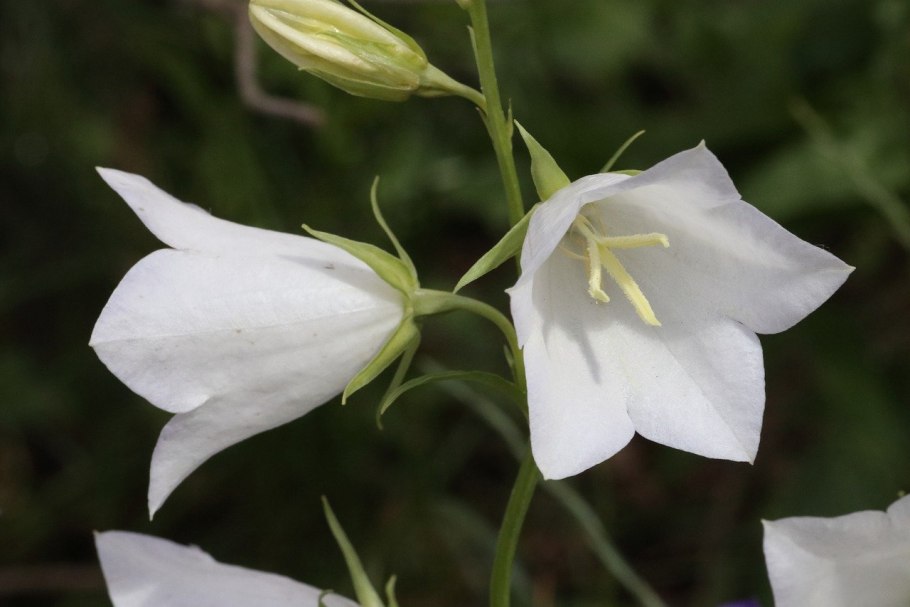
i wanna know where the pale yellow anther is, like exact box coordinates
[568,214,668,326]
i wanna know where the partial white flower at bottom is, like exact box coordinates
[508,144,852,479]
[763,495,910,607]
[95,531,357,607]
[91,170,405,516]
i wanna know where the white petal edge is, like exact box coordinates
[763,495,910,607]
[96,167,355,264]
[521,253,637,479]
[95,530,358,607]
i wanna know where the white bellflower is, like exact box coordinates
[508,144,852,479]
[91,170,404,515]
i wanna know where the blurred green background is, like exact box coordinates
[2,0,909,605]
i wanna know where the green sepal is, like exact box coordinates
[343,317,419,404]
[515,122,570,201]
[600,129,645,173]
[453,204,538,293]
[610,169,642,176]
[303,225,417,295]
[370,177,418,282]
[322,497,385,607]
[375,332,420,429]
[385,576,400,607]
[378,370,523,419]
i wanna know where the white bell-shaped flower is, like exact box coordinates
[508,144,852,479]
[91,169,405,515]
[763,495,910,607]
[95,531,358,606]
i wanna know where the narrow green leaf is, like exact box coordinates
[344,317,419,404]
[379,370,523,418]
[370,177,418,281]
[303,225,416,294]
[322,497,385,607]
[515,122,570,201]
[453,203,538,293]
[600,130,645,173]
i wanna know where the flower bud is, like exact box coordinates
[249,0,466,101]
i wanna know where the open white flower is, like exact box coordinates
[91,169,405,515]
[508,144,852,479]
[763,495,910,607]
[96,530,358,606]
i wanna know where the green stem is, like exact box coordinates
[414,289,526,394]
[464,0,525,226]
[489,448,539,607]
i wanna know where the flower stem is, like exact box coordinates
[489,448,539,607]
[464,0,525,226]
[413,289,525,394]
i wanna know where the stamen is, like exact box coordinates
[566,214,668,326]
[598,233,669,249]
[599,247,661,326]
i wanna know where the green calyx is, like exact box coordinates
[306,178,425,404]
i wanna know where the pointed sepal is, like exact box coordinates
[343,316,420,403]
[454,204,538,292]
[303,225,417,295]
[322,497,386,607]
[515,122,570,201]
[600,130,645,173]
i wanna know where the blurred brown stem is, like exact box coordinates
[184,0,325,127]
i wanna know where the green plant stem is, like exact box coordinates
[489,448,539,607]
[414,289,526,394]
[465,0,525,226]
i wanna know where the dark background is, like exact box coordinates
[2,0,909,605]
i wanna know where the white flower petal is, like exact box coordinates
[91,249,402,415]
[520,253,636,479]
[592,145,853,334]
[90,249,401,515]
[96,168,351,262]
[763,495,910,607]
[95,531,358,607]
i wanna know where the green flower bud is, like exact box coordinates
[249,0,468,101]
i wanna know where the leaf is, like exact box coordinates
[378,370,523,418]
[453,204,538,293]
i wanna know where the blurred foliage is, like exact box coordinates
[2,0,909,605]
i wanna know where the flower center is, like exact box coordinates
[566,215,669,326]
